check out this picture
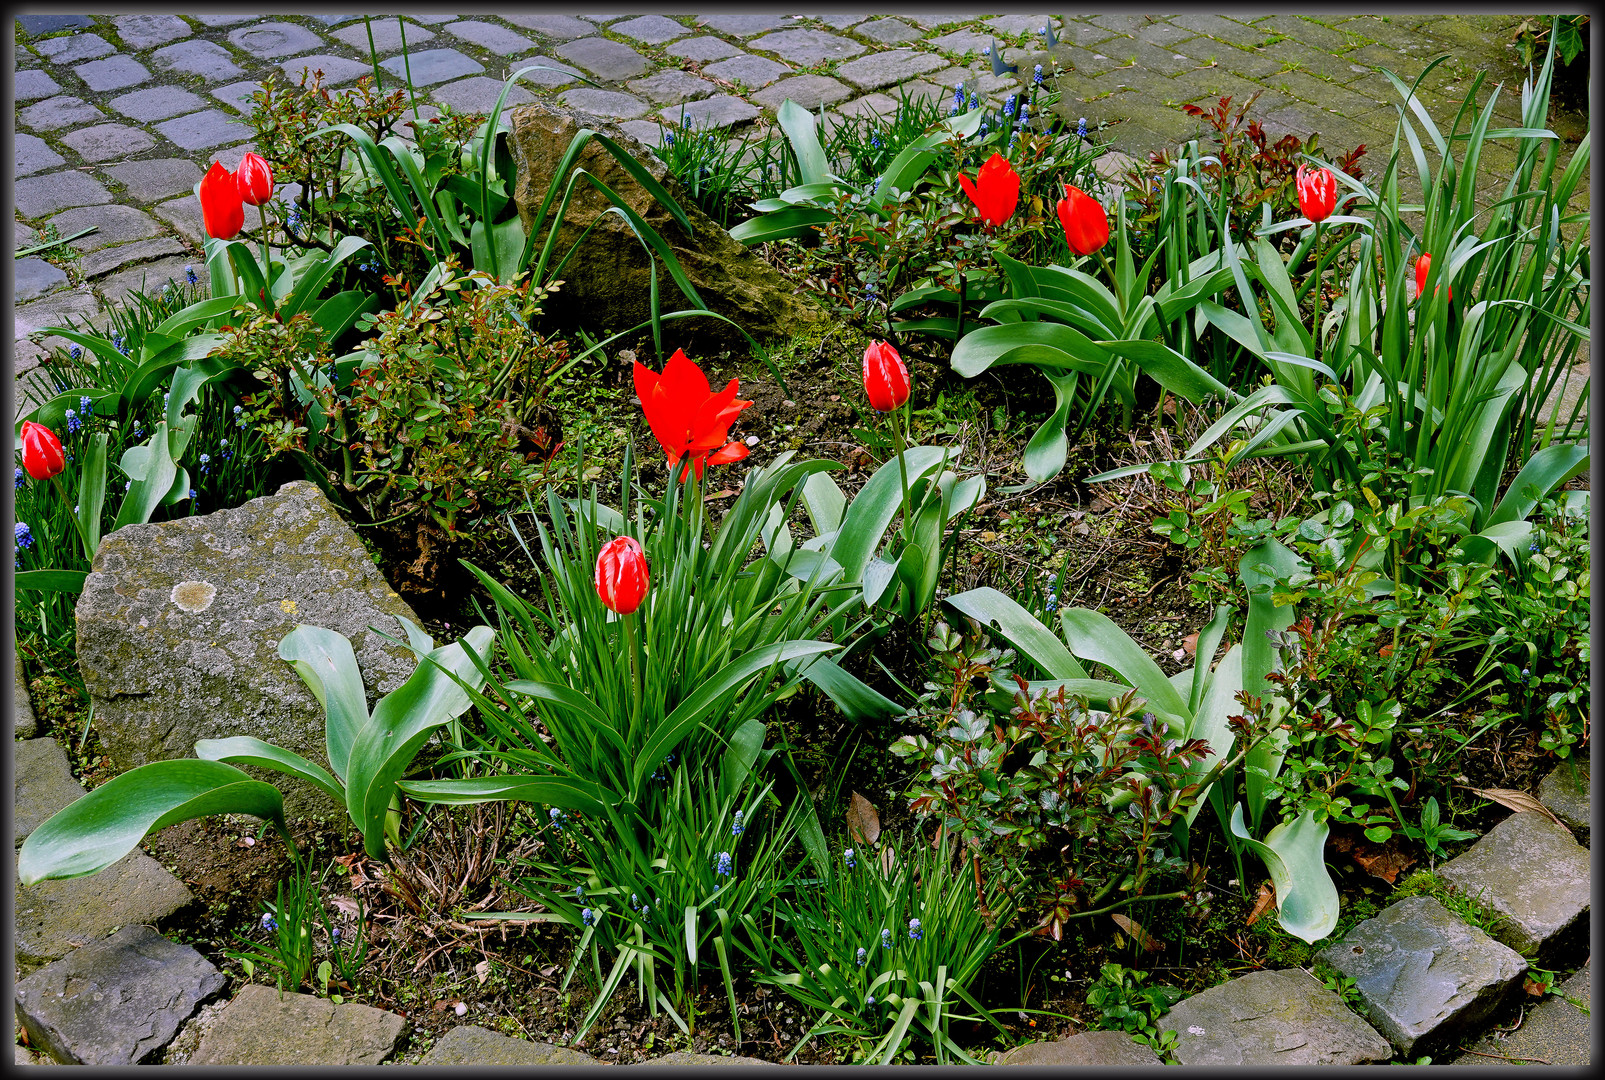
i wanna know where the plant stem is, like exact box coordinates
[50,474,95,563]
[1310,221,1322,364]
[257,203,272,286]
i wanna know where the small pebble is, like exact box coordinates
[454,1001,468,1016]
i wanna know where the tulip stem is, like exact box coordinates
[50,474,95,563]
[1309,221,1322,365]
[257,203,272,287]
[622,606,643,743]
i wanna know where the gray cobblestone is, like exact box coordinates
[112,14,192,51]
[627,70,716,106]
[750,29,866,68]
[667,36,744,63]
[60,123,158,162]
[14,171,114,220]
[506,58,584,89]
[80,238,188,280]
[815,16,869,30]
[149,40,243,83]
[430,76,536,114]
[74,54,154,92]
[152,196,208,250]
[17,14,92,35]
[905,14,973,29]
[15,133,65,178]
[405,16,462,26]
[984,15,1062,37]
[154,110,252,152]
[929,29,992,57]
[227,22,327,60]
[697,14,796,38]
[561,88,651,119]
[834,48,945,91]
[47,203,167,253]
[193,15,255,28]
[613,15,692,46]
[703,54,791,89]
[502,15,596,42]
[280,55,375,88]
[617,119,666,146]
[445,21,538,57]
[16,259,69,304]
[109,84,208,123]
[330,19,435,55]
[663,94,760,130]
[211,80,262,114]
[855,19,925,46]
[379,48,485,87]
[100,158,206,204]
[98,256,201,306]
[751,74,853,112]
[34,33,115,64]
[826,93,901,131]
[16,69,62,101]
[557,38,649,81]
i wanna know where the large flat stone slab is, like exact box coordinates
[417,1025,602,1066]
[189,984,407,1065]
[13,737,85,846]
[1537,756,1590,832]
[1320,895,1528,1057]
[833,48,946,91]
[15,924,225,1065]
[13,655,38,739]
[994,1029,1161,1065]
[631,1051,782,1066]
[1452,964,1591,1066]
[15,847,195,969]
[1438,812,1590,957]
[1158,968,1394,1065]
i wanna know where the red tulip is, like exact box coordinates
[1296,165,1337,223]
[1415,253,1452,302]
[862,340,910,412]
[595,536,649,615]
[956,152,1020,228]
[1056,184,1109,257]
[20,421,65,481]
[199,161,244,240]
[236,152,274,207]
[632,349,753,480]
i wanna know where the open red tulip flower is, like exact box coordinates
[633,349,753,480]
[199,161,245,240]
[1415,253,1452,302]
[20,421,65,481]
[1056,184,1109,257]
[236,152,275,207]
[863,340,910,412]
[956,153,1021,228]
[595,536,650,615]
[1295,165,1337,224]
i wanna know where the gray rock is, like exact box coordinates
[1437,812,1590,957]
[149,40,243,83]
[109,84,210,123]
[1452,965,1591,1067]
[13,738,84,845]
[617,120,667,146]
[74,55,154,92]
[60,122,158,162]
[152,195,210,249]
[227,22,328,60]
[1158,968,1394,1065]
[1094,151,1140,187]
[703,54,792,89]
[614,15,692,46]
[667,36,744,63]
[99,157,206,204]
[750,29,867,68]
[560,89,650,119]
[628,70,716,107]
[13,288,104,355]
[752,74,853,112]
[15,925,225,1065]
[929,29,993,57]
[633,1051,782,1066]
[15,132,66,177]
[19,95,108,133]
[379,48,485,87]
[15,68,61,101]
[153,109,252,151]
[1320,895,1528,1057]
[212,80,263,114]
[74,481,422,816]
[417,1025,602,1066]
[194,14,257,27]
[697,15,796,38]
[445,21,539,57]
[16,258,69,303]
[985,15,1063,37]
[557,37,650,81]
[81,238,189,280]
[834,48,946,91]
[666,94,761,129]
[502,15,597,42]
[995,1029,1161,1065]
[112,14,192,51]
[14,848,195,969]
[816,16,870,30]
[905,14,974,29]
[855,19,926,46]
[279,54,375,88]
[431,77,537,114]
[503,56,585,89]
[14,170,114,220]
[13,655,39,739]
[48,203,166,255]
[17,14,93,35]
[330,19,436,55]
[189,984,407,1065]
[34,33,116,64]
[1536,756,1589,831]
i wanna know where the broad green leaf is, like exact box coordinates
[13,570,88,595]
[829,446,947,582]
[1182,645,1243,828]
[397,775,611,817]
[795,657,901,721]
[1022,370,1082,483]
[76,433,109,557]
[1098,339,1234,402]
[777,99,830,186]
[951,322,1107,379]
[1230,803,1340,943]
[194,736,345,807]
[944,587,1088,680]
[1059,607,1191,719]
[277,624,371,784]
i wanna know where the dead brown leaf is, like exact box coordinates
[1244,881,1276,927]
[328,896,362,918]
[1182,632,1199,659]
[846,791,881,846]
[1110,913,1163,952]
[1463,787,1567,829]
[474,959,491,986]
[1328,825,1417,884]
[880,845,897,877]
[705,489,737,501]
[1524,976,1549,997]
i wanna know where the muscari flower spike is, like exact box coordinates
[15,522,35,550]
[844,847,856,870]
[581,907,594,926]
[856,947,867,967]
[881,927,892,949]
[908,918,922,942]
[715,851,733,877]
[65,409,80,435]
[15,467,25,491]
[731,810,744,837]
[185,264,198,285]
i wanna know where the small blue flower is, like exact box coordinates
[856,947,867,967]
[880,928,892,949]
[844,848,856,870]
[125,480,132,491]
[80,395,93,416]
[664,130,675,145]
[574,884,585,899]
[111,335,123,353]
[1045,591,1058,613]
[260,912,278,932]
[15,522,35,550]
[188,488,196,499]
[1033,63,1044,85]
[199,453,211,465]
[980,122,989,136]
[715,851,733,877]
[14,467,25,491]
[1520,668,1530,681]
[65,409,80,435]
[1003,94,1016,118]
[981,45,990,55]
[866,994,875,1005]
[731,810,744,837]
[548,807,564,831]
[908,918,922,942]
[630,893,640,910]
[966,93,977,110]
[285,208,302,234]
[69,345,83,360]
[1076,117,1087,139]
[332,927,341,941]
[581,907,594,927]
[219,438,228,447]
[870,133,881,149]
[1529,542,1540,552]
[185,264,198,285]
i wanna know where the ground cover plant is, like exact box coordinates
[13,18,1589,1067]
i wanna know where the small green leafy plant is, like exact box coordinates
[1085,962,1182,1056]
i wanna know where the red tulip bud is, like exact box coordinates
[1295,165,1337,224]
[236,152,275,207]
[595,536,649,615]
[956,153,1021,228]
[20,421,65,481]
[1415,253,1452,302]
[862,340,910,412]
[199,161,244,240]
[1056,184,1109,257]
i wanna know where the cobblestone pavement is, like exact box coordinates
[11,11,1589,411]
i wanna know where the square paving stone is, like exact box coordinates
[149,40,242,83]
[697,14,796,38]
[16,925,225,1066]
[1158,968,1394,1065]
[506,57,584,89]
[667,35,744,62]
[824,92,900,132]
[109,84,208,123]
[703,54,791,89]
[835,48,946,91]
[856,19,925,46]
[930,28,992,56]
[380,48,484,87]
[152,196,208,249]
[557,37,650,81]
[227,22,327,60]
[193,14,256,28]
[752,73,854,112]
[280,55,375,88]
[750,28,866,68]
[47,203,166,253]
[904,14,974,29]
[15,258,68,305]
[112,13,191,50]
[17,14,93,35]
[985,15,1063,36]
[628,70,715,107]
[617,119,666,146]
[445,21,538,57]
[430,76,536,114]
[330,18,435,54]
[79,238,188,280]
[416,1025,600,1066]
[154,110,252,152]
[503,15,596,42]
[14,845,195,968]
[190,985,407,1066]
[1320,895,1528,1058]
[97,255,201,305]
[815,15,869,30]
[73,54,153,92]
[15,132,65,177]
[662,94,760,130]
[404,15,462,25]
[1537,756,1590,832]
[614,14,691,46]
[1437,812,1590,958]
[16,68,61,100]
[13,738,85,843]
[34,32,115,63]
[99,158,206,203]
[14,170,114,220]
[59,123,157,163]
[212,80,262,114]
[562,88,650,119]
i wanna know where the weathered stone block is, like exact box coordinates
[13,738,84,845]
[149,39,243,83]
[13,655,39,738]
[995,1029,1161,1065]
[418,1025,602,1066]
[227,22,327,60]
[1158,968,1394,1065]
[703,54,791,89]
[1437,812,1590,957]
[15,848,194,969]
[14,170,114,219]
[59,122,158,162]
[557,37,650,81]
[502,15,597,42]
[189,985,407,1065]
[112,14,192,51]
[431,77,537,114]
[100,158,206,204]
[15,258,68,304]
[74,55,154,92]
[15,132,65,177]
[667,36,744,63]
[379,48,485,87]
[330,19,435,54]
[834,48,946,91]
[445,21,539,57]
[749,28,867,67]
[613,15,692,46]
[1537,756,1590,832]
